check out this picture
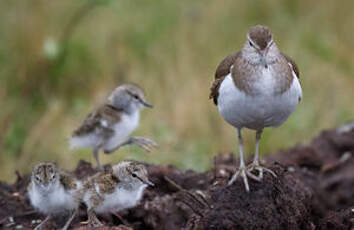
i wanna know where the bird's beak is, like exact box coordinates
[259,49,267,57]
[41,184,50,190]
[143,179,155,187]
[142,101,153,108]
[259,49,269,68]
[134,173,155,187]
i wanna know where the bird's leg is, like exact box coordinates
[62,209,77,230]
[87,209,103,227]
[34,215,51,230]
[93,147,102,170]
[247,129,276,180]
[228,128,251,192]
[104,136,157,154]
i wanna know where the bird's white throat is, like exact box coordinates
[28,181,79,215]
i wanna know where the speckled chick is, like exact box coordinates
[28,162,81,230]
[70,83,157,169]
[81,161,154,227]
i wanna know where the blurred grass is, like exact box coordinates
[0,0,353,182]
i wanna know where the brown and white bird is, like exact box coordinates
[210,25,302,192]
[81,160,154,227]
[28,162,81,230]
[70,83,157,169]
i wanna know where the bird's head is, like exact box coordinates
[31,162,59,190]
[243,25,277,67]
[108,83,153,113]
[113,161,154,187]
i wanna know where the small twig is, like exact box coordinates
[321,151,352,173]
[111,212,128,226]
[163,176,211,215]
[0,217,8,225]
[177,194,204,217]
[195,191,211,209]
[163,176,184,191]
[15,210,37,217]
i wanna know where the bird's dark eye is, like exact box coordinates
[132,173,137,178]
[133,95,139,100]
[249,41,253,47]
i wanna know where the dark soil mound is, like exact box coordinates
[189,165,314,230]
[0,124,353,229]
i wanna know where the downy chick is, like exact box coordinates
[81,160,154,226]
[28,162,81,230]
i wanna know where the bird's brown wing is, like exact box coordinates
[72,104,122,138]
[72,109,102,136]
[60,171,78,190]
[95,173,120,194]
[280,52,300,79]
[209,51,241,105]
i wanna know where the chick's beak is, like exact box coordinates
[142,101,153,108]
[144,179,155,187]
[134,172,155,187]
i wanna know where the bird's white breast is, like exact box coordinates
[95,184,147,213]
[218,69,302,130]
[28,181,80,215]
[103,111,140,151]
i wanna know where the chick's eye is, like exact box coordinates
[134,95,139,100]
[132,173,137,178]
[249,41,253,47]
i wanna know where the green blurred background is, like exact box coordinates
[1,0,353,182]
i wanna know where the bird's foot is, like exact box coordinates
[131,137,158,152]
[228,166,261,192]
[247,162,277,180]
[88,214,103,227]
[88,219,103,227]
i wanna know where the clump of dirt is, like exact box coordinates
[0,124,353,229]
[266,124,354,213]
[187,165,314,230]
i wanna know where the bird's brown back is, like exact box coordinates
[72,104,123,137]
